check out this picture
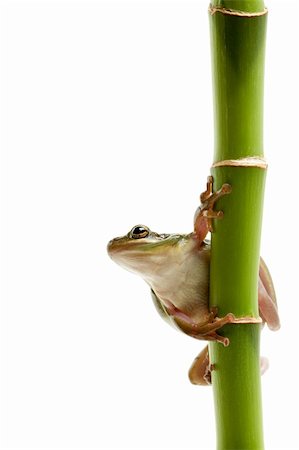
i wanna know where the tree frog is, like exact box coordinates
[107,177,280,385]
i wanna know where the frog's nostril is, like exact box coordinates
[107,239,117,253]
[107,236,124,255]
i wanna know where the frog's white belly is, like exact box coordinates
[144,243,210,323]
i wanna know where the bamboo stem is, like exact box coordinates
[208,1,267,449]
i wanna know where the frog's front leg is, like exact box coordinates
[194,175,232,243]
[189,176,234,345]
[188,176,262,345]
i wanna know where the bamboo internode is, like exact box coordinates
[208,0,267,448]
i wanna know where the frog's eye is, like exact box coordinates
[130,225,150,239]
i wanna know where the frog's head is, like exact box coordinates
[107,225,191,278]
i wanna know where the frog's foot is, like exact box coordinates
[260,356,269,375]
[189,345,211,386]
[189,347,269,386]
[192,313,235,346]
[184,312,262,345]
[170,302,262,346]
[194,176,232,242]
[258,258,280,331]
[177,311,236,346]
[170,305,234,346]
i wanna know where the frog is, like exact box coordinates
[107,177,280,385]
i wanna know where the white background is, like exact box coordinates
[0,0,298,449]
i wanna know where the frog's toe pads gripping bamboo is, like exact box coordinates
[194,176,232,242]
[175,307,262,347]
[190,311,235,346]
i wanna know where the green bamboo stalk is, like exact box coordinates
[208,1,267,449]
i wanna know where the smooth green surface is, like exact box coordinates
[212,0,265,13]
[210,167,265,318]
[210,10,267,161]
[208,1,267,449]
[209,325,264,450]
[209,165,266,450]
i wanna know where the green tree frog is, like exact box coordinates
[107,177,280,385]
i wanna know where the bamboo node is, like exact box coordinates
[230,316,263,324]
[208,4,268,18]
[211,157,267,169]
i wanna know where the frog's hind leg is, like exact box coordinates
[189,347,270,386]
[260,356,269,375]
[258,258,280,331]
[189,345,211,386]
